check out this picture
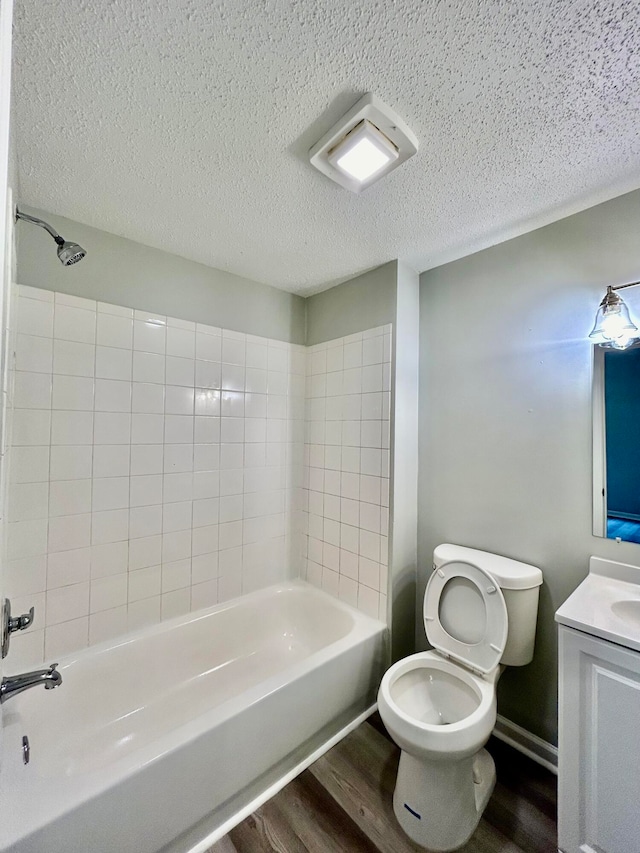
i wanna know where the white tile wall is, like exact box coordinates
[301,326,391,622]
[6,286,305,665]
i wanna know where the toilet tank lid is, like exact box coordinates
[433,544,543,590]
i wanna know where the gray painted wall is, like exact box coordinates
[16,209,306,344]
[305,261,398,345]
[419,187,640,745]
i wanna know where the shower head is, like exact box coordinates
[57,241,86,266]
[15,207,87,266]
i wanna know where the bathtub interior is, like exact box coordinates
[2,582,384,778]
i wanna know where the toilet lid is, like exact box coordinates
[424,560,508,674]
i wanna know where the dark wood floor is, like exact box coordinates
[209,720,557,853]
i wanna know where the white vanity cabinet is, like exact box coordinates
[558,624,640,853]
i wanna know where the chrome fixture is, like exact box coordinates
[0,663,62,705]
[590,281,640,349]
[15,207,87,265]
[2,598,34,659]
[22,736,30,765]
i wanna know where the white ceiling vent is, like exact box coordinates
[309,93,419,193]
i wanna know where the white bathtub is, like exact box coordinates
[0,580,387,853]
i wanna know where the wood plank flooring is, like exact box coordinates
[209,721,557,853]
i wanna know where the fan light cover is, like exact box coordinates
[309,94,418,193]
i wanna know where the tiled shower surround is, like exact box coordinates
[6,285,306,664]
[5,284,391,666]
[301,328,391,622]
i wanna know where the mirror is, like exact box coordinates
[593,343,640,543]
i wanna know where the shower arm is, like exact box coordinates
[15,208,65,246]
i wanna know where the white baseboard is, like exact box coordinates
[493,714,558,775]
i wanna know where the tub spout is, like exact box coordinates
[0,663,62,704]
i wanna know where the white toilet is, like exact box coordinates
[377,544,543,852]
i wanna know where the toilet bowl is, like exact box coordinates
[378,651,497,761]
[377,544,542,852]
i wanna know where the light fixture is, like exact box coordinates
[590,283,640,349]
[309,93,418,193]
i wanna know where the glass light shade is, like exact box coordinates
[328,120,399,184]
[590,289,638,344]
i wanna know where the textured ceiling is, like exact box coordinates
[12,0,640,294]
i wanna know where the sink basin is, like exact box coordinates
[611,599,640,629]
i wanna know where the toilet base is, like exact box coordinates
[392,747,496,851]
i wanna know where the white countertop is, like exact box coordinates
[555,556,640,654]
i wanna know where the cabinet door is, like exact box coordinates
[558,626,640,853]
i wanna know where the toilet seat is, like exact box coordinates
[424,560,508,674]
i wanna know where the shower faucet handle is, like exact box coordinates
[1,598,35,659]
[10,606,35,632]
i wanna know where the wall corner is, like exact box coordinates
[390,261,419,661]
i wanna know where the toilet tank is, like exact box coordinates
[433,544,543,667]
